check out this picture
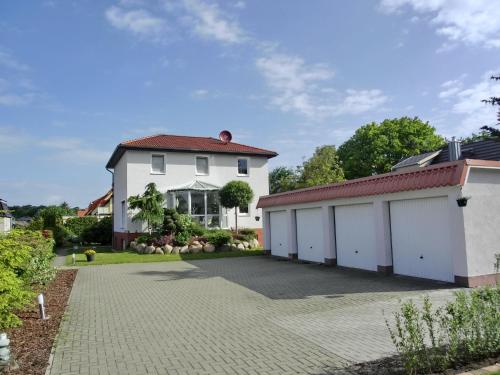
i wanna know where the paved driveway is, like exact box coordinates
[48,257,459,375]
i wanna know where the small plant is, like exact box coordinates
[206,230,232,248]
[387,287,500,374]
[173,231,190,246]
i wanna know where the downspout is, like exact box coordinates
[106,167,114,249]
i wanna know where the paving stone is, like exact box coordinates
[48,257,459,375]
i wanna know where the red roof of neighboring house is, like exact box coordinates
[106,134,278,168]
[257,159,500,208]
[77,209,87,217]
[84,190,112,215]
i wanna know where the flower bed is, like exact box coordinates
[4,269,77,375]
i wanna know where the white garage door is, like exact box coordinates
[296,208,324,263]
[335,204,377,271]
[270,211,288,258]
[390,197,454,282]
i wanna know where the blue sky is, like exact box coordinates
[1,0,499,207]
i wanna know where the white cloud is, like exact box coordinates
[0,50,29,71]
[255,53,387,120]
[439,70,500,134]
[181,0,246,44]
[105,5,168,40]
[191,88,209,98]
[233,1,245,9]
[379,0,500,49]
[0,93,32,106]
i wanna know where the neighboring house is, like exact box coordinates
[258,158,500,287]
[0,198,13,233]
[105,133,278,250]
[82,190,113,220]
[14,216,32,228]
[392,138,500,171]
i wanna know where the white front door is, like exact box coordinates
[390,197,454,282]
[296,208,324,263]
[270,211,288,257]
[335,203,377,271]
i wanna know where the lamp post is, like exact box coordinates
[0,333,11,370]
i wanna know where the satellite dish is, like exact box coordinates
[219,130,232,143]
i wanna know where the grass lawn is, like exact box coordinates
[65,246,264,266]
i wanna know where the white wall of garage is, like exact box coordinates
[461,168,500,277]
[262,185,474,283]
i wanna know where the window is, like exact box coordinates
[238,205,249,216]
[195,156,209,175]
[151,154,165,174]
[121,200,126,228]
[169,190,222,228]
[237,158,249,176]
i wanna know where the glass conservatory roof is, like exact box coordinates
[167,180,221,192]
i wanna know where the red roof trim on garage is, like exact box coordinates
[257,159,500,208]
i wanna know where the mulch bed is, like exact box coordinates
[340,354,500,375]
[4,269,77,375]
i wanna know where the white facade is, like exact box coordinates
[0,216,12,233]
[260,163,500,286]
[113,149,270,233]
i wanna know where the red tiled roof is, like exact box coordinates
[84,190,112,216]
[106,134,278,168]
[257,159,499,208]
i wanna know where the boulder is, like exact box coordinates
[242,241,250,249]
[130,241,137,250]
[203,243,215,253]
[237,243,245,250]
[250,238,260,248]
[180,245,189,254]
[172,246,180,254]
[189,244,203,253]
[145,245,155,254]
[137,243,146,254]
[154,248,164,255]
[163,244,173,254]
[191,240,201,247]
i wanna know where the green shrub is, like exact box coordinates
[176,214,192,233]
[162,208,179,235]
[0,266,34,330]
[50,224,75,247]
[206,230,232,248]
[239,228,257,239]
[0,229,56,330]
[64,216,98,237]
[387,287,500,374]
[81,217,112,244]
[173,231,190,246]
[190,221,207,237]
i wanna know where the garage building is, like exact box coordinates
[257,159,500,287]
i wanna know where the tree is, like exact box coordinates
[219,181,254,233]
[37,206,66,228]
[338,117,445,179]
[269,166,299,194]
[127,183,165,234]
[481,75,500,138]
[298,145,344,188]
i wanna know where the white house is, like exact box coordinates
[105,133,277,249]
[0,198,13,234]
[258,159,500,287]
[82,190,113,220]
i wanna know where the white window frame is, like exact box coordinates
[121,200,126,229]
[238,204,250,217]
[237,157,250,177]
[195,155,209,176]
[151,154,166,175]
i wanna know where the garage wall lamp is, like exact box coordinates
[456,196,471,207]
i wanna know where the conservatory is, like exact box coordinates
[165,181,227,229]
